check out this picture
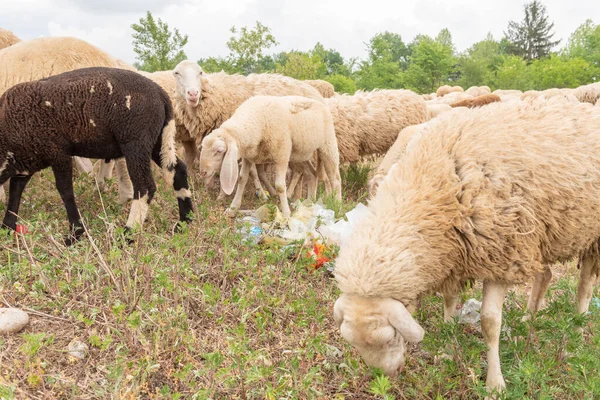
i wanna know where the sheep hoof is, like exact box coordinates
[120,227,135,245]
[225,208,238,218]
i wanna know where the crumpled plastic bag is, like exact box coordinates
[318,203,369,247]
[458,298,482,324]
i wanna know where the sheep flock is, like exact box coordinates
[2,27,600,398]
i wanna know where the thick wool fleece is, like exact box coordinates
[174,72,324,144]
[0,28,20,50]
[335,97,600,306]
[305,79,335,98]
[0,36,136,97]
[327,89,429,163]
[450,93,501,108]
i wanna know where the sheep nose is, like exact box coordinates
[187,90,198,97]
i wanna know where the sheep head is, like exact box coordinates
[333,294,424,376]
[173,60,204,107]
[199,130,239,195]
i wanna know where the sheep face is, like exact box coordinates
[199,132,239,195]
[334,294,424,376]
[173,60,204,107]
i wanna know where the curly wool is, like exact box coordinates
[0,36,136,96]
[174,72,324,144]
[335,97,600,305]
[0,28,20,50]
[327,89,429,163]
[574,82,600,105]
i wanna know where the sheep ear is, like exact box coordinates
[387,299,424,343]
[220,138,239,195]
[333,296,346,328]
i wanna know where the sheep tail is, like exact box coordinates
[160,118,178,186]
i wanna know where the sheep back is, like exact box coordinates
[305,79,335,98]
[335,98,600,303]
[327,89,429,163]
[0,36,136,97]
[0,28,20,50]
[450,93,501,108]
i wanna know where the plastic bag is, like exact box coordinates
[458,298,482,324]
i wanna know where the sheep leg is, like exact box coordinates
[181,140,197,172]
[288,170,302,200]
[0,180,7,203]
[292,174,304,202]
[73,157,93,174]
[226,158,252,217]
[318,149,342,201]
[442,288,459,322]
[1,175,32,231]
[122,152,155,230]
[257,164,277,197]
[93,159,115,184]
[52,161,85,245]
[114,158,134,204]
[274,162,291,217]
[577,254,598,316]
[481,281,507,397]
[151,136,193,227]
[250,164,268,201]
[522,266,552,321]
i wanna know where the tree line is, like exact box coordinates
[131,0,600,94]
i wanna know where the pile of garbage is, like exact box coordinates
[235,199,370,270]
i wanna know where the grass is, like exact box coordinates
[0,164,599,399]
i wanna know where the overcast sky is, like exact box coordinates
[1,0,599,64]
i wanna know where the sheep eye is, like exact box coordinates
[174,72,180,76]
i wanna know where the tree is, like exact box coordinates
[404,31,457,93]
[458,33,504,88]
[226,21,278,74]
[504,0,561,60]
[355,32,408,90]
[324,75,357,94]
[564,19,600,68]
[276,51,323,80]
[131,11,188,72]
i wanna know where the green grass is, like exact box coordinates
[0,164,599,399]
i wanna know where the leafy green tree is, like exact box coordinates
[198,57,236,74]
[356,32,408,90]
[527,56,598,89]
[458,33,504,88]
[324,75,357,94]
[491,55,531,90]
[276,51,323,80]
[131,11,188,72]
[564,19,600,68]
[404,32,457,93]
[226,21,278,74]
[504,0,560,60]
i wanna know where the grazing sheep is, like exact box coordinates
[333,98,600,395]
[0,28,20,50]
[0,35,137,203]
[327,89,429,164]
[198,95,341,217]
[172,60,323,168]
[305,79,335,98]
[574,82,600,105]
[0,67,193,244]
[465,85,491,97]
[450,93,501,108]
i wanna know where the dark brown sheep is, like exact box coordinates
[0,67,193,244]
[450,93,501,108]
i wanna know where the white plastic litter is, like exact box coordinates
[319,203,369,247]
[458,298,482,324]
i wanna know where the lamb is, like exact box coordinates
[0,28,20,50]
[332,97,600,396]
[327,89,429,164]
[305,79,335,98]
[450,93,501,108]
[198,95,342,217]
[0,67,193,244]
[0,35,137,202]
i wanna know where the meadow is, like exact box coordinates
[1,164,599,400]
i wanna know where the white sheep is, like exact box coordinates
[198,95,342,217]
[333,97,600,396]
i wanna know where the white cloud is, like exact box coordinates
[1,0,597,65]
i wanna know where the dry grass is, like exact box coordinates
[0,164,599,399]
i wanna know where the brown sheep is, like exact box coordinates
[450,93,501,108]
